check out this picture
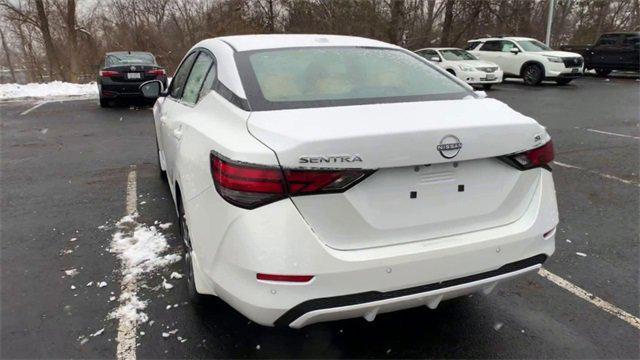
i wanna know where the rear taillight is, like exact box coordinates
[146,68,166,76]
[502,140,554,170]
[210,152,374,209]
[99,70,120,77]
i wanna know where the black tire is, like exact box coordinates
[99,97,110,108]
[595,68,611,77]
[555,78,573,85]
[156,138,167,182]
[178,195,206,305]
[482,84,493,90]
[523,64,543,86]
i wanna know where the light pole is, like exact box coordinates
[545,0,556,46]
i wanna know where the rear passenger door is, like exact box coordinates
[167,50,216,187]
[621,34,640,70]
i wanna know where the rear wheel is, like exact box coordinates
[595,68,611,77]
[178,196,206,305]
[482,84,493,90]
[523,64,543,86]
[555,78,572,85]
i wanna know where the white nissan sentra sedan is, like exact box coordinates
[139,34,558,328]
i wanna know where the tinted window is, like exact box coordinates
[465,41,480,50]
[622,34,640,46]
[596,34,620,46]
[106,53,156,66]
[199,63,217,100]
[440,49,477,60]
[479,41,502,52]
[169,52,198,99]
[182,52,214,104]
[499,41,518,52]
[236,47,471,111]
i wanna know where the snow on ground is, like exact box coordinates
[0,81,98,100]
[108,213,181,325]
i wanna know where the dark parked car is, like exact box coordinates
[561,32,639,76]
[97,51,168,107]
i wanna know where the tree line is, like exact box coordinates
[0,0,638,83]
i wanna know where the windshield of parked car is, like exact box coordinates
[516,40,552,52]
[106,53,156,66]
[236,47,472,111]
[440,49,477,61]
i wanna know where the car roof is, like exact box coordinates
[419,47,462,51]
[105,51,154,56]
[212,34,398,52]
[468,36,536,42]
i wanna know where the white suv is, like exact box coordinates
[467,37,584,85]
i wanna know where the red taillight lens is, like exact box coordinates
[505,140,554,170]
[99,70,120,77]
[210,153,373,209]
[256,273,314,283]
[146,68,166,76]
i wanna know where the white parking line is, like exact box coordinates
[586,128,640,140]
[538,269,640,330]
[20,101,49,115]
[116,166,138,360]
[554,161,639,187]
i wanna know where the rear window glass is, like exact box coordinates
[236,47,470,111]
[106,53,156,66]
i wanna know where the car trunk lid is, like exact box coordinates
[248,98,548,250]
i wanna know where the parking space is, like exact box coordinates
[1,76,638,358]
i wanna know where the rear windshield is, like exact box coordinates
[235,47,471,111]
[106,53,156,67]
[440,49,477,61]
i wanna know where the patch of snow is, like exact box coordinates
[64,268,79,277]
[86,281,94,287]
[576,252,587,257]
[40,128,48,134]
[159,222,172,230]
[169,272,183,279]
[90,328,104,337]
[79,336,89,345]
[70,237,77,242]
[109,213,181,327]
[109,296,116,302]
[162,278,173,290]
[70,285,76,290]
[566,239,572,243]
[0,81,98,100]
[493,322,504,331]
[98,281,107,288]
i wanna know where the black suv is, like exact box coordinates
[561,32,639,76]
[97,51,168,107]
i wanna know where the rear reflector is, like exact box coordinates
[99,70,120,77]
[257,273,314,283]
[502,140,554,170]
[146,69,166,76]
[210,152,374,209]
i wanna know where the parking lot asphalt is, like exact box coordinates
[1,75,639,359]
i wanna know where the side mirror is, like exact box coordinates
[509,48,520,54]
[140,80,165,99]
[429,56,441,62]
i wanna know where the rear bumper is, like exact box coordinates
[185,169,558,327]
[277,254,546,328]
[98,77,167,98]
